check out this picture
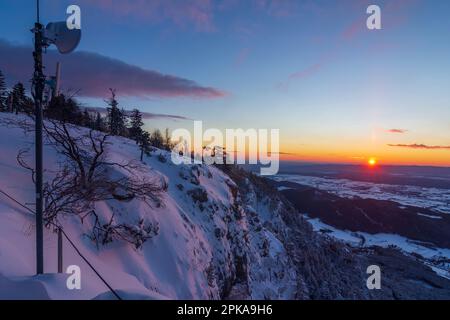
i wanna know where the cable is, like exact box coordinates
[0,188,122,300]
[0,189,35,214]
[58,227,122,300]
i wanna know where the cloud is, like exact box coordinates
[388,144,450,150]
[85,107,192,121]
[276,151,299,156]
[278,58,331,89]
[139,112,191,121]
[341,16,366,41]
[387,129,408,134]
[0,39,225,99]
[288,63,323,81]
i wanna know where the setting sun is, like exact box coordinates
[368,158,377,167]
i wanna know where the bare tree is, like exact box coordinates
[9,116,167,247]
[42,119,167,220]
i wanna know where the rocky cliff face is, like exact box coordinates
[219,166,450,299]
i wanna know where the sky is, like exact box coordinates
[0,0,449,166]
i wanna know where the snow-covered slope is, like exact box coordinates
[0,113,296,300]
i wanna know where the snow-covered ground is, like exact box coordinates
[273,174,450,280]
[0,113,296,300]
[305,215,450,280]
[273,174,450,214]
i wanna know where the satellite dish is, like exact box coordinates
[45,22,81,54]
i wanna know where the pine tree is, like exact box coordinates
[121,108,129,136]
[164,128,173,151]
[139,131,151,161]
[11,82,27,115]
[129,108,144,143]
[46,95,81,122]
[106,89,125,136]
[94,112,104,131]
[6,92,13,112]
[22,96,34,115]
[150,129,164,149]
[0,70,8,112]
[82,109,92,128]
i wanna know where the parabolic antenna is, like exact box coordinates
[45,22,81,54]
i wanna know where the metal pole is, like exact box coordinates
[55,62,61,98]
[36,0,40,23]
[33,0,45,275]
[58,228,63,273]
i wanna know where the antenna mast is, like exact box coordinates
[32,0,44,275]
[31,0,81,275]
[36,0,40,23]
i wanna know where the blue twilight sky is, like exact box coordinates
[0,0,449,165]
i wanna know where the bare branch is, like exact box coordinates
[17,148,36,184]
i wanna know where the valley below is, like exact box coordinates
[271,174,450,282]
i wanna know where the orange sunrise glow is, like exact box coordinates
[368,158,377,167]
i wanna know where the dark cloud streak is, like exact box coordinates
[85,107,192,121]
[387,129,408,134]
[388,144,450,150]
